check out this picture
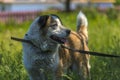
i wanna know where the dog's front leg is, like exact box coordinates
[27,68,46,80]
[54,60,64,80]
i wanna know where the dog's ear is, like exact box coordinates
[50,14,63,25]
[38,15,50,28]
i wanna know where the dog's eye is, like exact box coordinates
[50,24,57,29]
[51,24,57,27]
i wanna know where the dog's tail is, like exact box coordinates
[77,11,90,79]
[76,11,88,39]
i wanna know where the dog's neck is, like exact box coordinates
[25,33,60,54]
[39,36,60,52]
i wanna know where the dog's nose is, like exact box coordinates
[66,29,71,34]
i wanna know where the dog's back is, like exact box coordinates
[59,11,90,80]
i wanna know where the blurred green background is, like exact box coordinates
[0,0,120,80]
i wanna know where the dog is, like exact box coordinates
[22,11,90,80]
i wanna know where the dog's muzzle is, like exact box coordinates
[50,29,71,44]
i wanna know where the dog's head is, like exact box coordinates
[35,14,71,44]
[25,14,71,52]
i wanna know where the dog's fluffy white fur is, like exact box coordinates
[23,15,71,80]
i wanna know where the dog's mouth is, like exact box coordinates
[50,35,67,44]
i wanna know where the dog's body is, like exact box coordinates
[23,12,90,80]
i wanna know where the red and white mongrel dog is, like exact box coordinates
[23,11,90,80]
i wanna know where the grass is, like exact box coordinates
[0,8,120,80]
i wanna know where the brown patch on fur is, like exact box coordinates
[77,26,88,41]
[57,31,90,79]
[41,16,52,36]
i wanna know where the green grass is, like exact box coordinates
[0,8,120,80]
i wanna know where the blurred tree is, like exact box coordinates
[0,2,5,11]
[65,0,71,12]
[58,0,71,12]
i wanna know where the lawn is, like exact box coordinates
[0,8,120,80]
